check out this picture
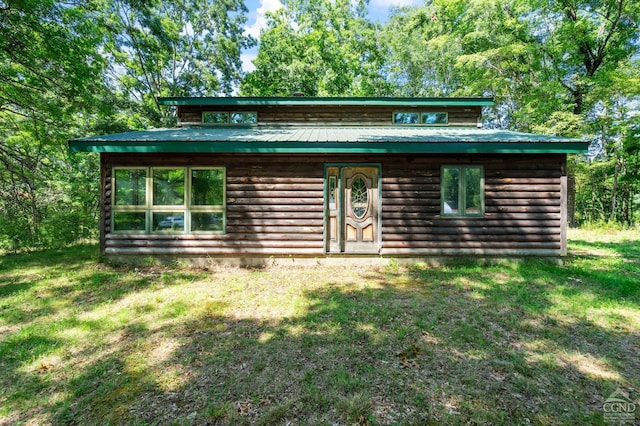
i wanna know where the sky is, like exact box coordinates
[241,0,421,72]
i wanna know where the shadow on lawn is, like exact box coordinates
[0,244,202,326]
[569,237,640,259]
[1,240,639,424]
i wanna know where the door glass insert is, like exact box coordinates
[351,176,368,219]
[328,176,337,209]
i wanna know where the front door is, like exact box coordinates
[325,165,380,254]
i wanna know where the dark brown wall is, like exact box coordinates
[381,155,564,255]
[178,105,481,127]
[102,153,565,257]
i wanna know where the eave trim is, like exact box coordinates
[69,140,590,154]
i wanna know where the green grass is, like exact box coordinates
[0,229,639,425]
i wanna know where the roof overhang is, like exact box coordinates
[158,96,494,107]
[69,126,589,154]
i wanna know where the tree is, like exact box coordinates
[101,0,255,126]
[0,0,108,249]
[0,0,255,250]
[240,0,391,96]
[384,0,640,225]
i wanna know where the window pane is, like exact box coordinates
[231,112,257,124]
[113,212,146,232]
[393,112,419,124]
[153,169,185,206]
[351,176,369,219]
[422,112,447,125]
[442,167,460,214]
[465,167,483,214]
[203,112,228,124]
[191,169,224,206]
[153,212,184,232]
[191,212,224,232]
[114,169,146,206]
[328,176,337,210]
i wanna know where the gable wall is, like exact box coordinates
[177,105,481,127]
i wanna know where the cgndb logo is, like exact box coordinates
[603,388,636,425]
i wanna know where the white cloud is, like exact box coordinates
[245,0,283,39]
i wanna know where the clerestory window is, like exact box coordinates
[393,111,448,126]
[202,111,257,125]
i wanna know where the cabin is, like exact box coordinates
[69,97,589,264]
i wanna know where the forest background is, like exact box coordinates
[0,0,638,251]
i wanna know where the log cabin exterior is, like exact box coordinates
[69,97,589,263]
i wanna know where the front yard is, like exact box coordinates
[1,229,639,424]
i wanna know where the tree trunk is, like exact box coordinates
[609,157,619,222]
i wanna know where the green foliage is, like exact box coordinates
[240,0,391,96]
[0,1,253,251]
[383,0,640,226]
[100,0,255,126]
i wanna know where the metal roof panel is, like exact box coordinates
[69,126,589,154]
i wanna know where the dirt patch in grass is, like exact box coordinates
[0,232,639,424]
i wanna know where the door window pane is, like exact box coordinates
[328,176,337,209]
[351,177,368,219]
[153,169,185,206]
[114,169,146,206]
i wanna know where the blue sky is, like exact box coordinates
[241,0,421,72]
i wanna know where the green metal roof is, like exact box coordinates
[158,96,494,107]
[69,126,589,154]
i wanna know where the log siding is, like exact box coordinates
[177,105,481,127]
[101,153,566,258]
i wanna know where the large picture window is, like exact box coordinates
[441,165,484,216]
[112,167,225,234]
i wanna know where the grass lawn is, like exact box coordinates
[1,229,639,425]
